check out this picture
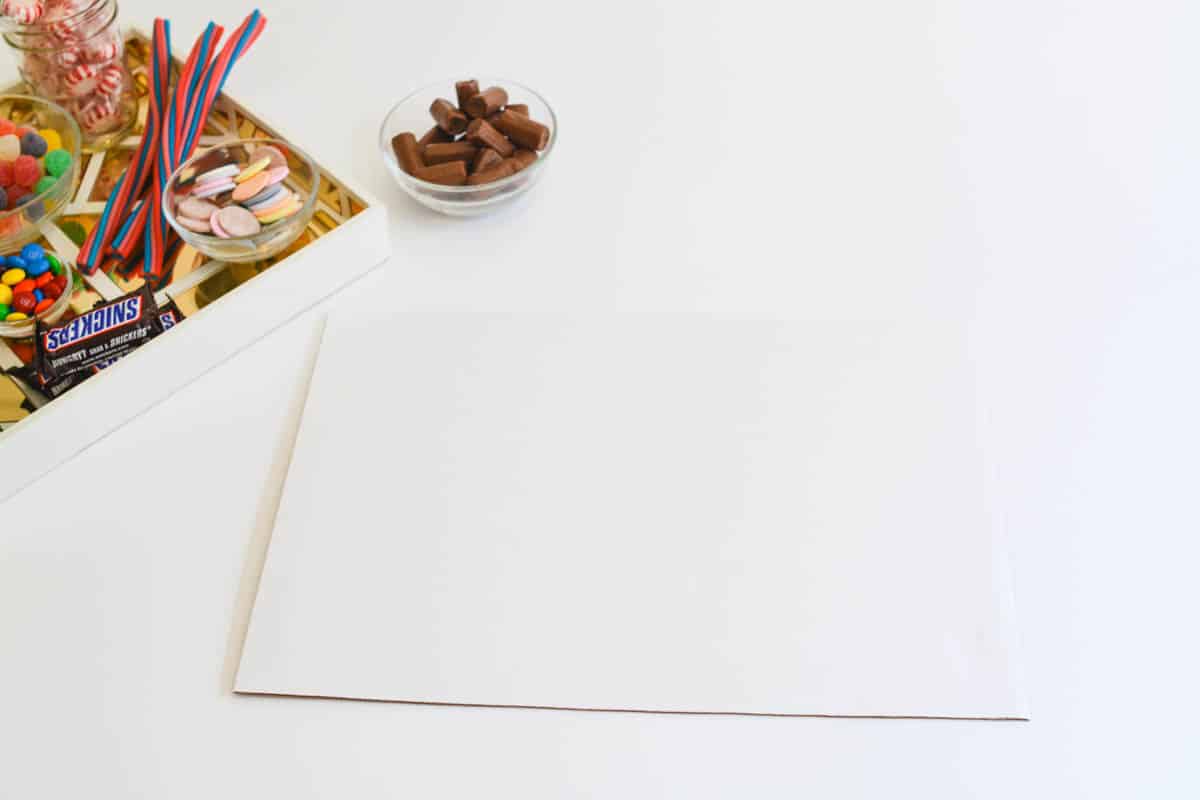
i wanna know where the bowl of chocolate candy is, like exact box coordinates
[162,138,319,263]
[379,77,556,216]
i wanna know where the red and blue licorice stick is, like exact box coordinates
[142,23,223,277]
[77,19,171,274]
[144,10,267,278]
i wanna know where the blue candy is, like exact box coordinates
[20,132,47,158]
[34,289,43,302]
[0,255,7,267]
[20,243,44,261]
[25,258,48,277]
[6,255,26,271]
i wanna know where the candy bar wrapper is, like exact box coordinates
[158,297,186,331]
[34,283,163,382]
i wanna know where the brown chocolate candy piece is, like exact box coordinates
[465,87,508,119]
[430,98,468,135]
[506,103,529,117]
[491,109,550,151]
[455,79,480,110]
[466,118,514,157]
[418,125,454,148]
[422,141,479,166]
[414,161,468,186]
[472,147,503,174]
[391,132,422,175]
[509,148,537,172]
[466,160,516,186]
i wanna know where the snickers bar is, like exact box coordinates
[34,284,163,382]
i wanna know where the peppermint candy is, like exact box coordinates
[79,95,117,131]
[55,47,82,68]
[2,0,45,25]
[63,63,97,97]
[82,36,118,64]
[96,65,122,97]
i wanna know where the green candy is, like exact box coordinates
[58,220,85,246]
[0,303,9,320]
[34,175,57,195]
[46,251,63,276]
[44,149,71,178]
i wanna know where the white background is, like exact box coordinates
[2,0,1198,797]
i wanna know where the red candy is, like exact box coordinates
[12,293,36,313]
[34,298,53,314]
[52,274,67,292]
[35,272,53,287]
[7,187,28,209]
[13,278,35,294]
[0,162,13,187]
[42,280,62,300]
[13,155,40,187]
[0,120,13,136]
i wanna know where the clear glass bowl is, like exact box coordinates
[0,94,82,252]
[378,78,557,217]
[0,256,75,339]
[162,138,319,264]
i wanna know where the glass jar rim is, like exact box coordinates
[1,0,119,52]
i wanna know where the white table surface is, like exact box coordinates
[2,1,1198,796]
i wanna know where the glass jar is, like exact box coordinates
[1,0,137,151]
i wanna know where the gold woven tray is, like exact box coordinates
[0,29,369,419]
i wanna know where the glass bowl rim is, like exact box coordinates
[377,77,558,195]
[161,137,320,245]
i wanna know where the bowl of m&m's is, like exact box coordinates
[0,242,73,338]
[163,138,319,263]
[0,95,81,251]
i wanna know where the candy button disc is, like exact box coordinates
[216,206,262,237]
[235,156,271,184]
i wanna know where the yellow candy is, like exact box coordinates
[0,284,10,305]
[38,128,62,152]
[2,268,25,285]
[234,156,271,183]
[5,312,27,321]
[257,199,302,224]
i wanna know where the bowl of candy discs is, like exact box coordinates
[0,242,73,338]
[0,95,81,250]
[163,138,319,263]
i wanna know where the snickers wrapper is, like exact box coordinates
[34,284,163,382]
[158,297,186,331]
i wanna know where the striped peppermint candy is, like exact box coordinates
[63,63,97,97]
[55,46,82,68]
[2,0,44,24]
[96,65,122,97]
[82,36,118,64]
[79,95,117,131]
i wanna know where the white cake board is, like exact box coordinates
[237,313,1027,719]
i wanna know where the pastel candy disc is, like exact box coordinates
[235,156,271,183]
[192,178,235,199]
[231,171,270,202]
[216,205,262,237]
[178,214,211,233]
[192,163,239,184]
[178,196,218,219]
